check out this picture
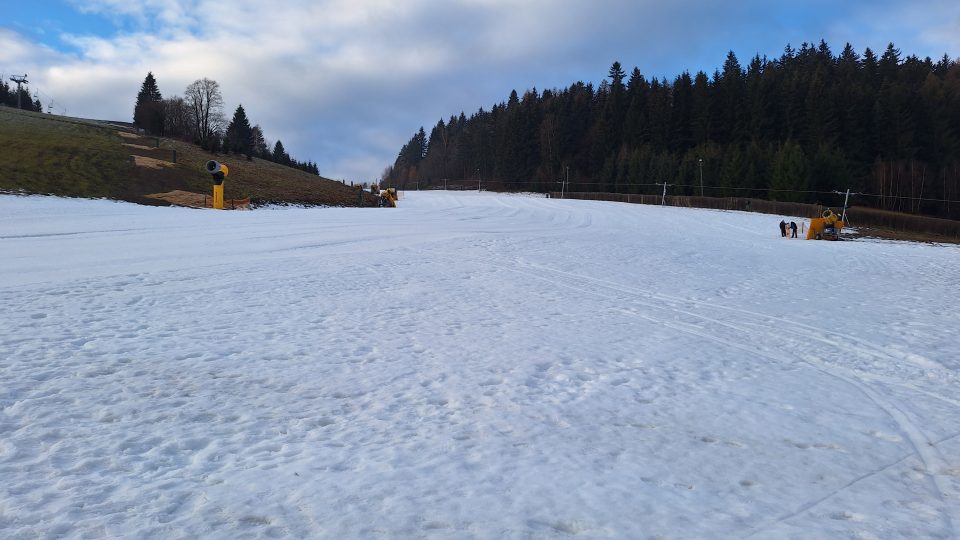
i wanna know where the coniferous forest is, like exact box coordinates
[0,79,43,112]
[385,41,960,220]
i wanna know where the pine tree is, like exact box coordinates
[251,125,269,159]
[623,68,649,146]
[671,72,694,150]
[809,144,850,194]
[273,140,288,164]
[769,140,809,201]
[17,88,32,111]
[691,71,712,145]
[803,63,837,150]
[134,72,164,135]
[225,105,254,157]
[745,55,773,141]
[603,62,627,152]
[716,51,746,143]
[879,43,902,83]
[646,78,672,150]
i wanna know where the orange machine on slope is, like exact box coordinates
[379,187,397,207]
[807,208,844,240]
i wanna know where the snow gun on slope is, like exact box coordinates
[379,187,397,207]
[205,160,229,209]
[806,208,844,240]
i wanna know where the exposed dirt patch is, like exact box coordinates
[132,156,175,170]
[124,143,158,151]
[145,190,250,209]
[849,226,960,245]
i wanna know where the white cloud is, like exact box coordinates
[67,0,196,28]
[0,29,63,68]
[8,0,960,182]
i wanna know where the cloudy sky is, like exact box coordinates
[3,0,959,182]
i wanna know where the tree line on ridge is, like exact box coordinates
[386,41,960,219]
[133,72,319,175]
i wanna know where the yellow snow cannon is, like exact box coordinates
[806,208,844,240]
[205,160,230,209]
[380,187,397,207]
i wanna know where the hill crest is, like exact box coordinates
[0,107,377,207]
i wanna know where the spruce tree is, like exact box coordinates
[273,140,289,165]
[716,51,746,143]
[134,72,164,135]
[623,68,648,146]
[604,62,627,152]
[769,140,809,201]
[691,71,712,145]
[251,125,268,159]
[225,105,254,157]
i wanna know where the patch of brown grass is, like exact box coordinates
[132,155,175,170]
[145,190,250,209]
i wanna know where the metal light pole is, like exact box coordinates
[657,182,672,206]
[564,166,569,199]
[698,158,704,197]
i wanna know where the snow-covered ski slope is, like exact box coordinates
[2,191,959,539]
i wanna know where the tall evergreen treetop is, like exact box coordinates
[225,104,254,156]
[134,72,164,135]
[273,140,288,164]
[609,62,626,88]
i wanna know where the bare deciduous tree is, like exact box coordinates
[162,97,195,140]
[184,78,225,147]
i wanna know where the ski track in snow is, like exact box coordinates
[1,192,958,539]
[465,253,960,537]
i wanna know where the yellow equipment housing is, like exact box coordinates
[205,160,230,209]
[212,184,224,209]
[380,187,397,208]
[806,209,844,240]
[205,160,229,178]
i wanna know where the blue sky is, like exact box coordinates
[2,0,959,182]
[4,1,114,48]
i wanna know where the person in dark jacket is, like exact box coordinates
[779,220,787,237]
[790,221,798,238]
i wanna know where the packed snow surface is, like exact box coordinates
[2,192,959,539]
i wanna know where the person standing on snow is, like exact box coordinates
[790,221,798,238]
[779,220,787,237]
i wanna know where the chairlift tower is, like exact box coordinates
[10,74,28,110]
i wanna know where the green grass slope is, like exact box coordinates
[0,107,133,198]
[0,107,377,207]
